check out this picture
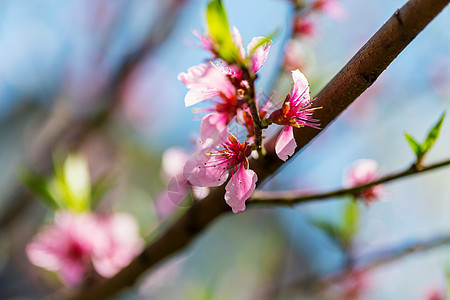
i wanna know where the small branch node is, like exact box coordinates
[395,9,404,25]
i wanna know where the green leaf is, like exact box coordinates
[341,200,360,245]
[19,169,62,210]
[311,219,342,245]
[422,112,445,154]
[90,176,113,209]
[405,112,445,163]
[404,132,422,160]
[206,0,239,63]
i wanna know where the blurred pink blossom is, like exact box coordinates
[343,159,383,204]
[334,269,369,300]
[283,39,306,71]
[312,0,347,20]
[92,213,144,278]
[155,147,210,221]
[27,211,143,286]
[425,287,446,300]
[293,17,316,37]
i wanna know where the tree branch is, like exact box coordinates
[64,0,449,299]
[250,157,450,205]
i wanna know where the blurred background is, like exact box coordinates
[0,0,449,299]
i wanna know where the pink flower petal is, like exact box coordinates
[60,260,87,286]
[231,26,245,59]
[200,113,229,147]
[155,175,188,220]
[92,213,143,278]
[178,64,235,106]
[247,37,272,73]
[184,88,221,107]
[192,29,213,51]
[224,164,257,213]
[161,148,190,180]
[275,126,297,161]
[290,69,310,105]
[183,152,229,187]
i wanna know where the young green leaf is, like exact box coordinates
[341,200,360,244]
[53,154,91,212]
[91,176,113,209]
[206,0,238,63]
[422,112,445,153]
[311,219,342,245]
[404,132,422,160]
[404,112,445,163]
[19,169,62,210]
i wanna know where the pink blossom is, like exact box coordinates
[312,0,346,20]
[27,212,143,286]
[343,159,383,204]
[270,70,319,161]
[183,134,257,213]
[26,212,106,286]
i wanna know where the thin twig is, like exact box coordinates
[250,158,450,204]
[244,69,265,157]
[63,1,449,299]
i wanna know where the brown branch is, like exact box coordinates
[64,0,449,299]
[250,157,450,205]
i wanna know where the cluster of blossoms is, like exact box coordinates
[27,211,143,286]
[177,20,320,213]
